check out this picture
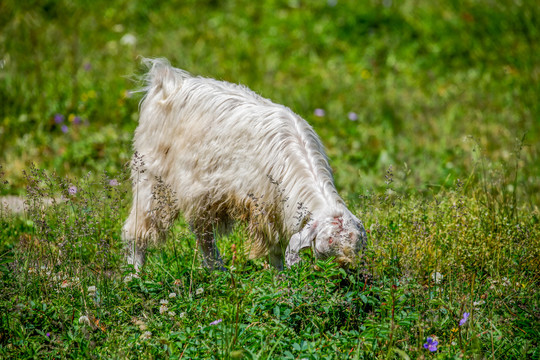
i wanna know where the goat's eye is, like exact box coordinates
[329,237,333,244]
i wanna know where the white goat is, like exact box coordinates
[122,58,367,271]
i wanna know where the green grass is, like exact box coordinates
[0,167,538,358]
[0,0,539,358]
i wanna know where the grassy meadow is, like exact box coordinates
[1,0,539,358]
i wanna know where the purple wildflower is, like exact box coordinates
[54,114,65,124]
[314,108,325,117]
[46,332,51,337]
[348,111,358,121]
[61,124,69,133]
[68,186,77,195]
[423,337,438,352]
[84,63,92,71]
[209,319,222,326]
[109,179,119,186]
[73,116,82,125]
[459,312,470,326]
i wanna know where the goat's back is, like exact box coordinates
[134,59,339,237]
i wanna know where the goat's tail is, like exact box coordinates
[139,58,191,109]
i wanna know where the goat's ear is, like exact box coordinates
[285,222,318,267]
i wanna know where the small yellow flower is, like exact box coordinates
[452,327,459,333]
[361,69,371,79]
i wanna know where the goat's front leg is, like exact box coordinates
[268,244,284,271]
[285,226,316,268]
[122,167,179,273]
[122,178,154,272]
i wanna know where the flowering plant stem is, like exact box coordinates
[386,284,397,358]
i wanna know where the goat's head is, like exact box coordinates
[286,210,367,267]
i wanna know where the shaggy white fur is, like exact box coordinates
[122,58,367,271]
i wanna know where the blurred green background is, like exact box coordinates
[1,0,538,206]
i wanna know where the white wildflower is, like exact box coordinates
[134,319,147,331]
[87,285,96,295]
[431,272,444,284]
[78,315,90,326]
[124,273,139,283]
[141,331,152,340]
[169,292,177,298]
[112,24,124,33]
[120,33,137,46]
[196,287,204,295]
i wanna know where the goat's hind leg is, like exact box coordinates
[191,218,228,271]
